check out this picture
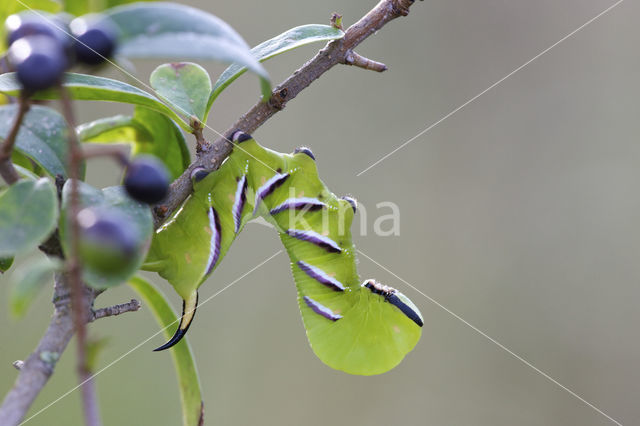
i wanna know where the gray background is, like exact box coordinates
[1,0,638,425]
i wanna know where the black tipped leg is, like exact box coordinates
[153,325,190,352]
[231,130,252,143]
[190,167,210,182]
[153,292,198,351]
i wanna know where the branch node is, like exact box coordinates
[268,87,289,110]
[344,51,388,72]
[330,13,343,30]
[191,117,211,154]
[392,0,415,17]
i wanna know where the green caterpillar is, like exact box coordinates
[144,131,423,375]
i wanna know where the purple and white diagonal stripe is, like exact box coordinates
[303,296,342,321]
[253,172,290,214]
[232,175,248,234]
[269,197,326,215]
[285,229,342,253]
[297,260,345,291]
[205,206,221,275]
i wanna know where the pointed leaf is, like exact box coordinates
[105,2,270,99]
[0,257,13,273]
[150,63,211,122]
[11,257,62,318]
[60,181,153,288]
[0,105,70,178]
[0,178,58,257]
[0,73,191,131]
[128,276,203,426]
[207,24,344,118]
[77,106,190,180]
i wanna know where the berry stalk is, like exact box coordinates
[59,86,102,426]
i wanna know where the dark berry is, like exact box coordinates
[70,16,118,65]
[8,35,67,92]
[5,13,75,64]
[77,208,138,274]
[124,156,170,205]
[6,16,55,46]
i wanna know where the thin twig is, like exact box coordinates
[59,86,102,426]
[90,299,141,322]
[81,145,129,165]
[344,51,388,72]
[190,117,210,153]
[0,96,30,185]
[154,0,418,227]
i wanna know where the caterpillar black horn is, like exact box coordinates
[153,292,199,351]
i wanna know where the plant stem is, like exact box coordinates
[81,145,129,165]
[0,96,29,185]
[59,86,102,426]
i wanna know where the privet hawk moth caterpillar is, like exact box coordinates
[144,131,423,375]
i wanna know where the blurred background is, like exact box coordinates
[1,0,638,425]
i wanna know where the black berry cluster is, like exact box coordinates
[5,13,118,92]
[124,156,171,205]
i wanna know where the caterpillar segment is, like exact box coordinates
[146,132,423,375]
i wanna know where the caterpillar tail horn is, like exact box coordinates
[153,291,199,352]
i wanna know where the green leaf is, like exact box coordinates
[150,63,211,122]
[64,0,148,15]
[0,257,13,273]
[10,151,44,178]
[62,0,89,15]
[207,24,344,118]
[77,106,189,180]
[0,73,191,131]
[13,164,40,181]
[11,257,62,318]
[128,276,203,426]
[105,2,270,100]
[0,178,58,257]
[60,181,153,288]
[0,0,62,54]
[0,105,70,178]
